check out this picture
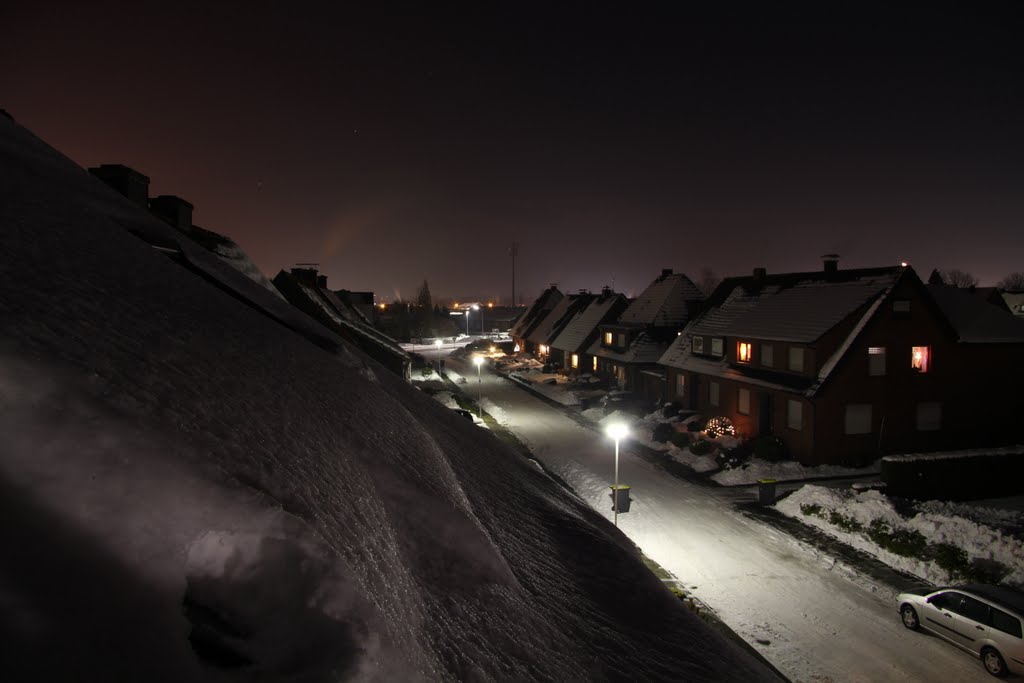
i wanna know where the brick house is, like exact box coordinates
[527,292,595,364]
[509,285,563,353]
[548,288,629,374]
[589,269,704,402]
[657,259,1024,466]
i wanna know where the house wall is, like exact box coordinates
[812,277,957,465]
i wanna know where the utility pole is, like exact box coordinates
[510,241,519,306]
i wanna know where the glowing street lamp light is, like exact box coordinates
[606,422,629,527]
[435,339,443,374]
[473,355,484,417]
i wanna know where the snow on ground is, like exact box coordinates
[711,459,880,486]
[776,485,1024,589]
[1,116,782,682]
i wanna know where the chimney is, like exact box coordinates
[150,195,194,233]
[752,267,767,282]
[290,266,319,287]
[316,274,328,289]
[90,164,150,208]
[661,268,673,278]
[822,253,840,277]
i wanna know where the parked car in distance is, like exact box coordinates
[897,584,1024,677]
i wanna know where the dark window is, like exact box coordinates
[931,591,966,613]
[991,608,1023,638]
[960,596,991,624]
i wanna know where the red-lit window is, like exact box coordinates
[911,346,930,373]
[738,341,752,363]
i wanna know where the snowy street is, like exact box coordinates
[446,355,990,683]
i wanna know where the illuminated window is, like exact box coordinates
[709,381,720,407]
[592,356,598,371]
[676,373,686,397]
[571,353,579,369]
[868,347,886,376]
[738,388,750,415]
[788,347,804,372]
[711,338,723,356]
[917,402,941,431]
[911,346,930,373]
[603,331,613,345]
[738,341,752,363]
[539,344,547,355]
[692,336,704,354]
[844,404,872,435]
[787,400,802,431]
[762,344,774,367]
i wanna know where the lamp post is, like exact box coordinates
[465,308,471,336]
[473,355,484,417]
[435,339,443,375]
[477,303,484,336]
[606,423,629,527]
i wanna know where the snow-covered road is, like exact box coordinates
[455,359,990,683]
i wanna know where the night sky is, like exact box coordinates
[5,2,1022,302]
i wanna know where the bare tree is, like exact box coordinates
[698,267,721,296]
[997,272,1024,292]
[941,269,979,289]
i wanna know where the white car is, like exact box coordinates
[898,584,1024,677]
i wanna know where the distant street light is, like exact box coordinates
[465,309,471,336]
[435,339,443,374]
[606,423,629,527]
[475,303,483,336]
[473,355,484,417]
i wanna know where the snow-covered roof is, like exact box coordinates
[927,285,1024,343]
[526,293,591,345]
[690,276,896,343]
[587,329,672,365]
[616,271,703,327]
[509,286,563,338]
[550,292,627,353]
[295,279,409,361]
[0,114,778,681]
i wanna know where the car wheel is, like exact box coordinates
[981,647,1008,678]
[900,605,920,631]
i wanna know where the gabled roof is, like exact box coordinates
[550,292,628,353]
[509,286,563,338]
[659,265,907,396]
[586,329,673,365]
[927,285,1024,343]
[687,268,902,343]
[526,293,593,345]
[616,271,703,327]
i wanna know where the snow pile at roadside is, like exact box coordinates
[0,116,780,682]
[668,445,719,472]
[776,485,1024,588]
[713,460,879,486]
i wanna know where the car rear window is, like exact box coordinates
[961,596,990,624]
[991,608,1023,638]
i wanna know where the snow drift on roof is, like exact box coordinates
[617,272,702,327]
[0,115,778,681]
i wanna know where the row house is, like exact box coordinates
[658,257,1024,466]
[273,267,412,380]
[527,291,595,362]
[590,269,704,401]
[549,288,630,374]
[509,285,563,353]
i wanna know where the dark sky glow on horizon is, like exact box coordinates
[4,2,1023,302]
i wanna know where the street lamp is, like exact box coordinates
[606,422,629,527]
[473,355,484,417]
[476,303,484,336]
[435,339,443,374]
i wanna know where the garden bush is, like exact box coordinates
[669,432,692,449]
[866,520,927,557]
[652,423,675,443]
[800,503,823,518]
[689,439,715,456]
[752,435,789,462]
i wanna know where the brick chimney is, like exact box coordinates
[822,254,840,277]
[752,267,767,282]
[149,195,194,233]
[89,164,150,208]
[661,268,673,278]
